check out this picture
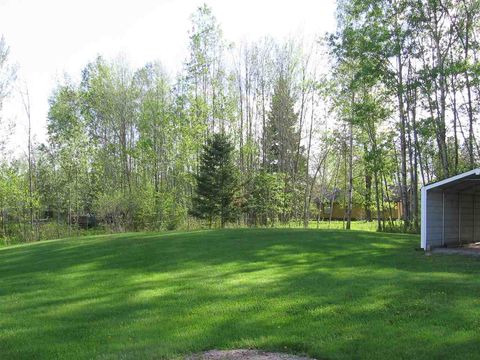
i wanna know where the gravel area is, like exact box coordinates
[186,349,316,360]
[431,242,480,257]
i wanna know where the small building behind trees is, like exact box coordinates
[317,202,403,221]
[314,188,403,222]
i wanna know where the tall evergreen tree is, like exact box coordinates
[264,75,300,175]
[191,133,239,228]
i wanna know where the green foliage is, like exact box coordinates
[191,133,239,227]
[246,171,285,226]
[265,75,300,174]
[94,191,138,231]
[6,0,480,241]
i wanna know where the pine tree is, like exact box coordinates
[191,133,239,228]
[264,75,304,223]
[264,75,300,175]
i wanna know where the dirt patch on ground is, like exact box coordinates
[431,242,480,257]
[186,349,316,360]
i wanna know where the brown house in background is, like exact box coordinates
[317,201,403,221]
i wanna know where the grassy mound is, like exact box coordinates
[0,229,479,359]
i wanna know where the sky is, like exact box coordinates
[0,0,337,154]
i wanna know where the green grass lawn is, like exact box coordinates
[1,229,479,359]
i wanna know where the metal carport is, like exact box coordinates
[421,168,480,250]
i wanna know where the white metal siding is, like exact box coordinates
[426,191,443,248]
[444,193,459,245]
[421,169,480,250]
[460,193,474,243]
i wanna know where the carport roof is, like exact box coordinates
[423,168,480,193]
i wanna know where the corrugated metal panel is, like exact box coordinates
[444,193,459,245]
[422,169,480,250]
[426,191,443,248]
[460,193,474,243]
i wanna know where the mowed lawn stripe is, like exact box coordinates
[0,229,479,359]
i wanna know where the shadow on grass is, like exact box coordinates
[0,229,479,359]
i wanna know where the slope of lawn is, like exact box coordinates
[0,229,479,359]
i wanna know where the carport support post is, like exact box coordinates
[458,192,461,246]
[421,187,427,250]
[474,195,476,242]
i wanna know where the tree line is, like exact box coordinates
[0,1,479,244]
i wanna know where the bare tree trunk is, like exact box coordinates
[346,116,354,230]
[237,54,244,172]
[20,84,34,240]
[383,173,394,228]
[406,75,420,232]
[365,172,372,222]
[329,156,340,227]
[342,124,347,230]
[396,53,410,231]
[373,169,382,232]
[450,72,459,173]
[303,92,315,228]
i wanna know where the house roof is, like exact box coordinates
[423,168,480,193]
